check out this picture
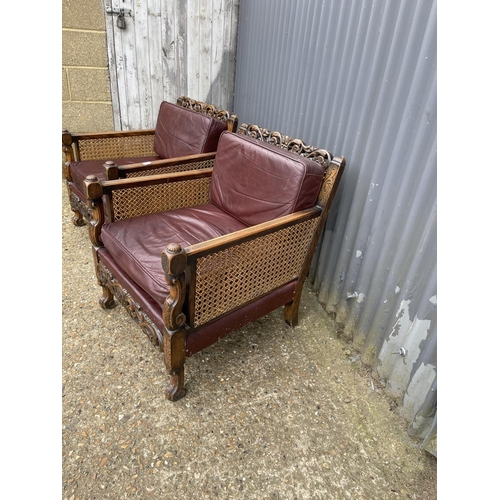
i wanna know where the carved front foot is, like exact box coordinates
[99,287,115,309]
[71,209,85,227]
[166,369,186,401]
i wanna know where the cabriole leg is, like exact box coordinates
[99,286,115,309]
[94,257,116,309]
[71,208,85,227]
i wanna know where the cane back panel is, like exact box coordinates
[77,134,156,161]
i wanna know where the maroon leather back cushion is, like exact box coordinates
[210,132,325,226]
[153,101,227,159]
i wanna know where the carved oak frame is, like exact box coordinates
[84,125,345,401]
[62,97,238,227]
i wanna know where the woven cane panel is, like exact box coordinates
[126,158,215,178]
[112,177,212,220]
[78,135,156,161]
[193,217,320,327]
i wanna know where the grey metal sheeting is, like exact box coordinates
[233,0,437,455]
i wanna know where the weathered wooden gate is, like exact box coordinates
[103,0,239,130]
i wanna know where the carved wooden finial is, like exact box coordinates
[166,242,182,254]
[162,243,187,277]
[103,161,119,181]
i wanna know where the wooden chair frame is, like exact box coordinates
[62,96,238,227]
[84,124,345,400]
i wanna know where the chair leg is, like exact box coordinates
[71,208,85,227]
[164,328,187,401]
[93,257,116,309]
[99,286,115,309]
[166,369,186,401]
[284,282,308,327]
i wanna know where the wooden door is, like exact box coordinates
[104,0,239,130]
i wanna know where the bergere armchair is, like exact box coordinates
[84,126,345,401]
[62,96,238,227]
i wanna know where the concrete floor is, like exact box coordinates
[62,182,436,499]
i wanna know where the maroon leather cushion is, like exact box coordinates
[153,102,227,159]
[101,204,247,307]
[210,131,325,226]
[70,155,160,191]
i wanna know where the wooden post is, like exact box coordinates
[62,130,75,164]
[103,160,119,181]
[161,243,188,401]
[83,175,105,247]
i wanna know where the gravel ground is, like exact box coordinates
[62,180,437,499]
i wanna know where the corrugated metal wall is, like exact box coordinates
[233,0,437,455]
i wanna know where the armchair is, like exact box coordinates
[62,96,238,226]
[84,127,345,401]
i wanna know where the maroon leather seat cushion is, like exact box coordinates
[153,101,227,159]
[70,156,160,191]
[210,131,325,226]
[101,204,247,307]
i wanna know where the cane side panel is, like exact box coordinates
[78,134,156,161]
[125,158,215,178]
[111,177,212,220]
[193,217,320,328]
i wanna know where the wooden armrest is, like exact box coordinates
[185,208,321,259]
[105,152,217,180]
[86,168,213,199]
[65,129,155,141]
